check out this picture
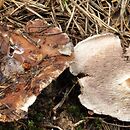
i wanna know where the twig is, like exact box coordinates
[43,124,63,130]
[84,117,130,128]
[10,3,25,16]
[100,118,130,128]
[65,2,76,32]
[25,6,43,19]
[120,0,128,32]
[59,0,64,12]
[71,0,118,33]
[53,81,77,114]
[74,120,86,127]
[20,31,41,48]
[106,1,111,27]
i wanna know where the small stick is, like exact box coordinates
[73,120,86,127]
[100,118,130,128]
[53,82,77,114]
[21,31,41,48]
[43,124,63,130]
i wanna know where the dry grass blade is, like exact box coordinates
[10,3,25,15]
[43,124,63,130]
[120,0,128,32]
[73,18,86,36]
[25,6,43,19]
[65,3,76,31]
[71,0,118,32]
[100,118,130,128]
[106,1,111,27]
[91,14,118,32]
[65,1,85,36]
[90,0,108,15]
[59,0,64,12]
[53,81,77,114]
[0,85,8,89]
[71,0,91,19]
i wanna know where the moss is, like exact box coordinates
[62,0,68,6]
[94,118,102,130]
[76,125,84,130]
[35,112,44,122]
[67,104,82,118]
[28,120,35,130]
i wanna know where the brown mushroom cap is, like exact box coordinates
[70,33,130,121]
[0,19,72,122]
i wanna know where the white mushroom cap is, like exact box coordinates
[70,33,130,121]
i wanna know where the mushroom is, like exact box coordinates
[0,19,73,122]
[70,33,130,121]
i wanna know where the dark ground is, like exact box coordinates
[1,69,130,130]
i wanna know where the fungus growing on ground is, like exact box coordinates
[70,33,130,121]
[0,19,73,122]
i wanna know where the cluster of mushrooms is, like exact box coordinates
[0,19,130,122]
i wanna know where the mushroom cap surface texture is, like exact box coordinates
[70,33,130,121]
[0,19,72,122]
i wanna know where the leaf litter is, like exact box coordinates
[0,0,130,130]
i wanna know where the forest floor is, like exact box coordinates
[0,0,130,130]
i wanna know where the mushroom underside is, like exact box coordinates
[70,33,130,121]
